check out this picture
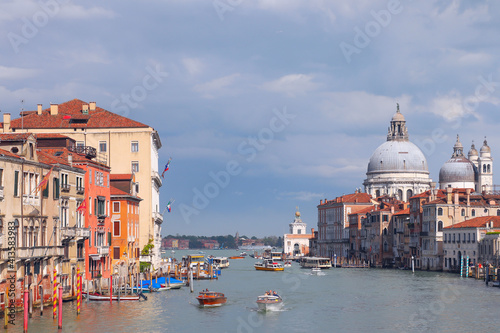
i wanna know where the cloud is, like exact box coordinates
[194,73,241,98]
[261,74,319,96]
[0,66,39,80]
[278,191,324,201]
[182,57,204,76]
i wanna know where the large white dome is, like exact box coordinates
[439,156,476,183]
[367,141,429,174]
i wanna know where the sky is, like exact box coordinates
[2,0,500,238]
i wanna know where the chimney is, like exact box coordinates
[82,104,89,114]
[68,154,73,167]
[50,103,58,116]
[391,206,395,214]
[89,102,96,111]
[320,200,323,205]
[37,104,42,115]
[3,113,11,132]
[446,186,452,204]
[311,228,315,235]
[466,188,471,206]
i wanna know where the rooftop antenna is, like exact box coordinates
[21,99,24,132]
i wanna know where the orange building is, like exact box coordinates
[110,183,141,277]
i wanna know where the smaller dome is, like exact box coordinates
[439,156,477,183]
[480,139,491,154]
[468,142,478,157]
[392,112,405,122]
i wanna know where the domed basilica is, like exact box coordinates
[363,105,432,201]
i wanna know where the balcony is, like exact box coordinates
[152,170,162,187]
[68,145,96,159]
[97,246,109,257]
[0,186,4,200]
[61,227,90,239]
[128,235,135,243]
[153,211,163,224]
[76,186,85,194]
[16,246,64,259]
[139,255,152,263]
[97,214,107,222]
[61,183,71,192]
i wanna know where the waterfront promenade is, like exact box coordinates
[8,250,500,333]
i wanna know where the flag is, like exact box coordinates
[34,167,53,194]
[161,157,172,178]
[63,115,71,119]
[167,200,172,212]
[77,200,86,214]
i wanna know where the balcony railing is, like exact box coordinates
[76,186,85,194]
[0,186,4,200]
[16,246,64,258]
[128,235,135,243]
[68,145,96,159]
[61,183,71,192]
[153,211,163,224]
[97,246,109,256]
[61,227,90,239]
[152,170,162,187]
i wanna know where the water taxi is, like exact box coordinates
[254,259,284,271]
[299,257,332,269]
[196,290,227,307]
[212,257,230,268]
[256,291,283,311]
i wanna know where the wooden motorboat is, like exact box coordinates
[229,256,245,259]
[254,259,284,271]
[83,292,140,301]
[256,291,283,311]
[311,267,322,274]
[196,290,227,307]
[284,261,292,267]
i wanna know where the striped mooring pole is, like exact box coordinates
[53,269,57,319]
[77,267,81,315]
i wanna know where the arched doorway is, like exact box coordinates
[293,243,300,256]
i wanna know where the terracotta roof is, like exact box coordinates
[110,174,133,180]
[110,186,141,200]
[320,192,372,206]
[9,99,149,130]
[35,133,71,139]
[37,149,71,167]
[350,206,376,216]
[0,148,23,159]
[393,207,410,216]
[37,147,109,169]
[444,216,500,229]
[0,133,32,141]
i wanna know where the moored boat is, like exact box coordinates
[212,257,230,268]
[196,289,227,307]
[229,256,245,259]
[254,259,284,271]
[256,291,283,311]
[83,292,140,301]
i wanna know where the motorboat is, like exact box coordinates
[240,252,247,257]
[254,259,284,271]
[83,292,140,301]
[196,290,227,307]
[284,261,292,267]
[256,291,283,311]
[212,257,230,268]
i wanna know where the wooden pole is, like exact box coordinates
[118,277,121,302]
[57,285,62,329]
[24,289,28,333]
[189,271,193,293]
[77,268,81,315]
[53,269,57,319]
[110,275,113,303]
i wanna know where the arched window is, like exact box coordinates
[461,209,465,216]
[483,165,486,173]
[407,189,413,200]
[438,221,443,232]
[471,209,475,217]
[487,164,491,173]
[383,228,388,235]
[497,209,500,216]
[397,189,403,200]
[438,208,443,216]
[375,190,380,197]
[383,241,388,252]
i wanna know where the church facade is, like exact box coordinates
[283,208,314,258]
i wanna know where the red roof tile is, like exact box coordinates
[0,133,32,141]
[393,207,410,216]
[110,174,133,180]
[0,148,23,159]
[444,216,500,229]
[9,99,149,130]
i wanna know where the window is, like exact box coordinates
[113,202,120,213]
[471,209,475,217]
[76,141,84,148]
[461,209,465,216]
[0,169,3,187]
[113,247,120,260]
[438,208,443,216]
[438,221,443,232]
[131,161,139,173]
[99,141,107,153]
[135,182,139,193]
[14,171,19,197]
[131,141,139,152]
[53,178,60,199]
[113,221,120,237]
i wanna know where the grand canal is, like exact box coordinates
[13,250,500,332]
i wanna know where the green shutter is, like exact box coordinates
[14,171,19,196]
[108,232,111,246]
[42,180,49,198]
[53,178,60,199]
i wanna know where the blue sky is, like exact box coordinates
[2,1,500,237]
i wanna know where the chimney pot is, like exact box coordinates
[89,102,96,111]
[37,104,42,115]
[3,113,11,132]
[50,103,58,116]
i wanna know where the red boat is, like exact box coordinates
[196,290,227,307]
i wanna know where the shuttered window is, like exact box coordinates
[113,221,120,236]
[113,247,120,260]
[14,171,19,196]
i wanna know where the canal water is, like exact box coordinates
[12,250,500,332]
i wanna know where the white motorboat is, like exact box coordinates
[311,267,322,274]
[256,292,283,311]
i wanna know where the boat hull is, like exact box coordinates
[83,292,140,301]
[254,266,284,271]
[257,301,283,311]
[196,291,227,307]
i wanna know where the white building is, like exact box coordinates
[364,105,432,201]
[284,208,314,257]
